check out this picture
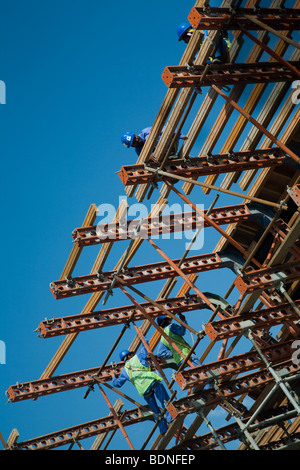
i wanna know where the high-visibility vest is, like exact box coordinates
[124,355,162,396]
[161,326,191,365]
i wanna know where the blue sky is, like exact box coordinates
[0,0,298,451]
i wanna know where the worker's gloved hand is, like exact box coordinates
[179,313,186,322]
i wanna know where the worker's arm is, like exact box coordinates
[112,368,129,388]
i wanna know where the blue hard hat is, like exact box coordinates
[121,132,134,148]
[157,316,168,326]
[177,22,193,41]
[119,349,132,362]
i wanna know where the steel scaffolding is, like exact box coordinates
[3,0,300,451]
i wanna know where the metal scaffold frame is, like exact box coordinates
[3,0,300,452]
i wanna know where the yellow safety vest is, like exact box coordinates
[124,355,162,396]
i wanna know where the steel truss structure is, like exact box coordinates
[3,1,300,452]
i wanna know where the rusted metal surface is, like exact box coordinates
[13,407,151,451]
[72,203,252,247]
[175,340,295,390]
[205,300,300,341]
[119,148,287,186]
[37,294,204,338]
[188,7,300,30]
[167,360,300,419]
[234,259,300,295]
[49,252,224,300]
[162,61,300,89]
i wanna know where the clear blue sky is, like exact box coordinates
[0,0,298,451]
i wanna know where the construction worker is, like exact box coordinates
[155,314,200,369]
[112,342,173,435]
[121,126,187,158]
[177,22,231,64]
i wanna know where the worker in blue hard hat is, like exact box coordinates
[121,126,187,159]
[155,314,200,369]
[177,21,231,64]
[112,341,173,435]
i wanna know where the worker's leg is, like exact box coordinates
[214,38,229,62]
[153,382,173,424]
[143,392,168,435]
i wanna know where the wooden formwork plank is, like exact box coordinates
[181,0,267,196]
[213,110,300,254]
[124,0,207,199]
[40,200,130,379]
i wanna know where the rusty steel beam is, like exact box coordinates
[167,360,300,419]
[188,7,300,30]
[289,184,300,206]
[175,340,295,390]
[13,407,151,451]
[173,404,299,450]
[205,300,300,342]
[37,294,204,338]
[6,357,171,403]
[119,148,287,186]
[72,203,252,247]
[234,259,300,295]
[162,61,300,89]
[49,252,224,300]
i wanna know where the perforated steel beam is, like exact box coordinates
[162,61,300,89]
[37,294,204,338]
[118,148,286,186]
[12,407,152,451]
[175,340,295,390]
[50,252,233,300]
[167,360,300,419]
[72,203,252,247]
[205,300,300,341]
[173,404,299,450]
[234,259,300,295]
[6,357,171,403]
[188,7,300,30]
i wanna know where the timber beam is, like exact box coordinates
[175,340,296,391]
[72,203,252,247]
[167,360,300,419]
[234,259,300,295]
[118,148,287,187]
[188,7,300,31]
[49,252,226,300]
[162,61,300,89]
[205,300,300,342]
[37,294,204,338]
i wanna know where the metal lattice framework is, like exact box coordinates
[3,0,300,452]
